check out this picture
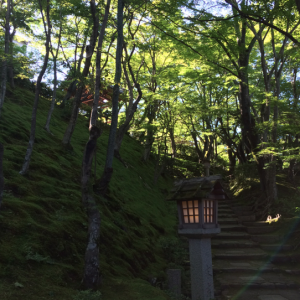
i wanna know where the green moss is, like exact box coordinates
[0,85,178,299]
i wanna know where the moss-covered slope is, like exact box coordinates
[0,84,178,299]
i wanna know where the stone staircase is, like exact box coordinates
[213,200,300,300]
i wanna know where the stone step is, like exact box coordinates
[221,224,247,232]
[213,232,250,240]
[221,288,300,300]
[232,205,253,212]
[213,266,280,274]
[221,200,239,205]
[218,218,239,225]
[213,260,276,272]
[219,213,237,218]
[243,221,271,227]
[247,226,278,234]
[213,260,300,275]
[218,202,232,207]
[261,244,293,252]
[216,272,300,290]
[269,253,300,263]
[212,240,258,248]
[238,214,256,222]
[218,205,235,210]
[219,208,234,214]
[251,235,282,243]
[212,200,300,300]
[237,210,256,216]
[214,249,267,260]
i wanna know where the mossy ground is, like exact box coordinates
[0,84,179,299]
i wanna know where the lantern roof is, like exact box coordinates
[166,175,229,201]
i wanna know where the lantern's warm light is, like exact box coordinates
[182,200,199,223]
[204,200,214,223]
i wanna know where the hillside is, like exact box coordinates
[0,83,180,300]
[1,83,300,300]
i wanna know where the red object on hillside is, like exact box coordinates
[81,86,127,110]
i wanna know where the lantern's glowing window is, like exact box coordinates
[204,200,214,223]
[182,200,199,223]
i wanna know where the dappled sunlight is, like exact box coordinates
[266,214,281,223]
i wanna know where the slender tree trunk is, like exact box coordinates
[81,2,111,284]
[169,127,176,158]
[62,1,99,145]
[114,47,143,156]
[143,47,157,161]
[45,16,62,133]
[143,103,159,162]
[81,126,101,289]
[114,90,141,154]
[90,0,111,128]
[289,68,299,182]
[61,34,87,108]
[95,0,123,195]
[227,146,236,173]
[295,0,300,14]
[288,134,297,183]
[153,143,166,185]
[0,143,3,209]
[61,79,78,107]
[19,0,51,175]
[0,0,11,116]
[191,130,203,162]
[45,57,58,133]
[8,31,16,88]
[143,119,155,162]
[7,0,15,89]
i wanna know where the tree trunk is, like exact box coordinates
[228,146,236,173]
[114,47,143,157]
[62,0,99,145]
[8,30,16,89]
[19,0,51,175]
[143,46,157,161]
[169,127,177,158]
[90,0,111,128]
[257,155,277,210]
[7,0,15,89]
[153,143,166,185]
[191,130,203,162]
[288,67,299,183]
[45,57,58,133]
[114,94,140,155]
[143,122,155,162]
[95,0,123,195]
[45,16,62,133]
[0,0,11,115]
[288,158,296,183]
[60,33,87,108]
[81,126,101,289]
[61,79,78,107]
[0,143,4,209]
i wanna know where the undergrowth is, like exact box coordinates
[230,162,300,218]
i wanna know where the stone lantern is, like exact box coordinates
[167,175,228,300]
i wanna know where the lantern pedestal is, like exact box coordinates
[179,227,220,300]
[178,227,220,238]
[189,238,214,300]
